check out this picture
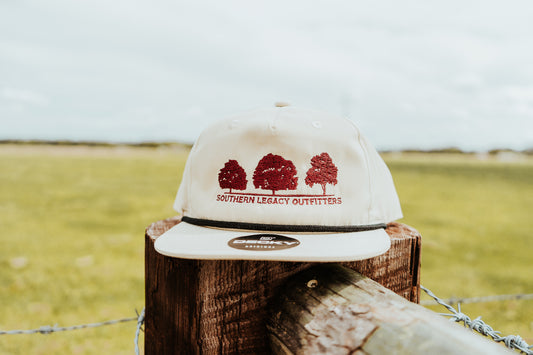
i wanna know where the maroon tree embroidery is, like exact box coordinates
[218,160,247,193]
[253,153,298,195]
[305,152,338,195]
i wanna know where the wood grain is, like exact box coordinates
[145,217,421,354]
[267,264,511,355]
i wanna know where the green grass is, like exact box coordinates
[386,153,533,343]
[0,147,531,353]
[0,146,187,355]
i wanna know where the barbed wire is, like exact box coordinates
[421,286,533,354]
[420,292,533,306]
[0,317,136,336]
[134,308,145,355]
[1,287,532,354]
[0,308,145,354]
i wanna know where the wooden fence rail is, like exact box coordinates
[267,264,511,354]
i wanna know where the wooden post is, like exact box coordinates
[145,217,421,354]
[267,264,512,354]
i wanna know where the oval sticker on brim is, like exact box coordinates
[228,234,300,251]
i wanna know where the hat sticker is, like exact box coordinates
[216,152,342,206]
[228,234,300,251]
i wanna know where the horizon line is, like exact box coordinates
[0,139,531,154]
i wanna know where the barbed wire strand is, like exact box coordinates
[134,308,145,355]
[0,308,146,354]
[420,292,533,306]
[421,286,533,354]
[1,287,532,353]
[0,316,138,335]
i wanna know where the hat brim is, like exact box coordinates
[154,221,391,262]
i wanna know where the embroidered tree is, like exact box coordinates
[305,152,338,195]
[218,159,247,193]
[253,153,298,195]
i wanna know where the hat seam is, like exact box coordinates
[270,104,283,135]
[358,135,374,224]
[185,136,201,217]
[348,119,373,223]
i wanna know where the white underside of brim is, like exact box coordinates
[154,222,391,262]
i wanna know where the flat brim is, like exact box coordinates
[154,221,391,262]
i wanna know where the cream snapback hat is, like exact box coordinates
[154,106,402,261]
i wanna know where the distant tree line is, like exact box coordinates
[0,140,193,149]
[380,147,533,155]
[1,140,531,155]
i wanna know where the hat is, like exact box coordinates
[154,106,402,261]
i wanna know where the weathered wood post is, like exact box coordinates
[267,264,512,354]
[145,218,421,354]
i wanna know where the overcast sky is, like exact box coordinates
[1,0,532,151]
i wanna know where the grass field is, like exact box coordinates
[0,145,532,354]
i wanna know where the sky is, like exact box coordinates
[1,0,532,151]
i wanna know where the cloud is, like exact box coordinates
[1,87,49,106]
[0,0,532,150]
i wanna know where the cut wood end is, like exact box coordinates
[386,222,421,239]
[145,215,181,240]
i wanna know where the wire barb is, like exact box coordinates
[421,286,533,354]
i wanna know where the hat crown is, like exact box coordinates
[175,107,402,228]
